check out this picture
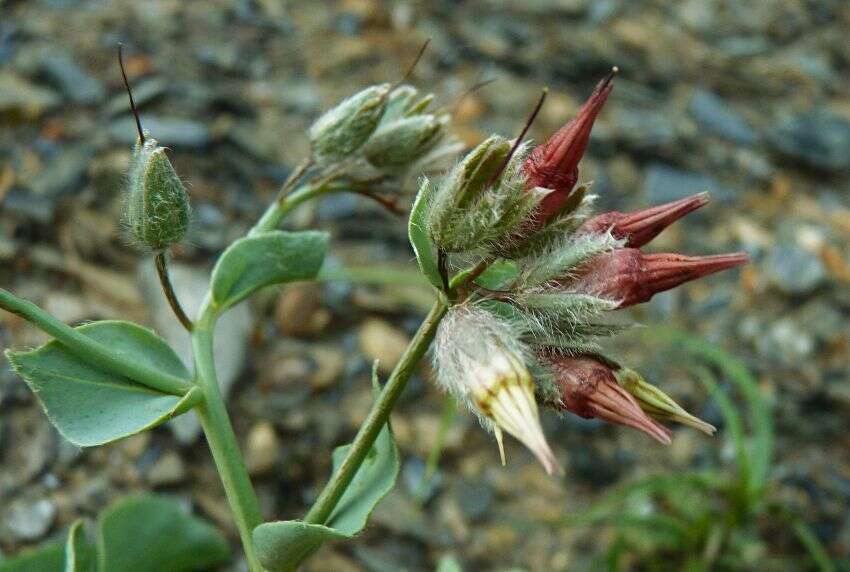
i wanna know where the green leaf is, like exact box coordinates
[7,321,198,447]
[474,260,518,290]
[97,495,229,572]
[64,520,95,572]
[253,406,400,571]
[211,230,329,310]
[0,543,64,572]
[408,179,443,290]
[436,554,464,572]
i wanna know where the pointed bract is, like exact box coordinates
[541,353,672,444]
[615,368,716,435]
[523,71,615,223]
[568,248,749,308]
[579,193,710,247]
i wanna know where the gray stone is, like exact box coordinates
[36,52,105,104]
[4,498,56,541]
[614,108,677,152]
[0,72,59,117]
[644,163,735,204]
[769,110,850,172]
[26,145,93,198]
[764,242,827,296]
[689,89,758,145]
[109,115,211,149]
[1,187,56,224]
[106,76,168,116]
[137,261,253,443]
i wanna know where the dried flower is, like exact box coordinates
[567,248,749,308]
[434,306,559,474]
[540,353,672,444]
[578,192,710,248]
[523,69,616,223]
[615,368,716,435]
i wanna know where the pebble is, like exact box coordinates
[769,110,850,172]
[146,451,187,486]
[644,163,735,204]
[108,115,212,149]
[358,319,410,374]
[245,422,281,476]
[275,284,331,337]
[688,89,758,145]
[34,52,105,104]
[4,497,56,541]
[764,242,827,296]
[0,71,59,118]
[0,187,56,223]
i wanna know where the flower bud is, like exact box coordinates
[523,70,615,223]
[434,306,559,474]
[382,85,434,123]
[363,114,446,170]
[540,353,672,444]
[615,368,716,435]
[125,136,190,251]
[309,83,390,162]
[578,193,710,248]
[568,248,749,309]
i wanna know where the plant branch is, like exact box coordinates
[304,300,448,525]
[0,288,192,395]
[155,252,194,332]
[192,307,264,572]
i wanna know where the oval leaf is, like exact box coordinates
[211,230,329,310]
[7,321,198,447]
[254,418,399,571]
[64,520,95,572]
[97,495,229,572]
[0,544,64,572]
[408,179,443,290]
[474,259,518,290]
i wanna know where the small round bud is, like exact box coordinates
[125,137,190,251]
[309,83,390,162]
[363,114,445,171]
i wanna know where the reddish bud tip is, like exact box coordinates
[579,192,710,247]
[570,248,749,308]
[542,354,672,445]
[523,71,615,223]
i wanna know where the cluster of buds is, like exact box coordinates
[424,70,746,473]
[309,82,460,206]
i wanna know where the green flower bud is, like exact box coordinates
[363,114,446,170]
[309,83,390,162]
[445,135,512,208]
[615,368,716,435]
[126,136,190,251]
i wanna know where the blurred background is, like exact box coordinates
[1,1,848,570]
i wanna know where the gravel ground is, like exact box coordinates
[1,1,848,570]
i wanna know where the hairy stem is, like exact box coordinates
[0,288,191,395]
[304,300,448,525]
[192,307,264,572]
[155,252,194,332]
[251,182,330,237]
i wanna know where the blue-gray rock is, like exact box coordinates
[1,187,57,223]
[614,108,677,152]
[26,145,93,198]
[37,52,105,104]
[108,115,211,149]
[644,163,736,204]
[769,110,850,172]
[689,89,759,145]
[106,76,168,116]
[764,242,827,296]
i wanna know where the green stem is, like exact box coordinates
[192,307,264,572]
[0,288,191,395]
[305,300,447,525]
[251,182,330,237]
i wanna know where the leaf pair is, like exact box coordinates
[6,321,198,447]
[0,495,228,572]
